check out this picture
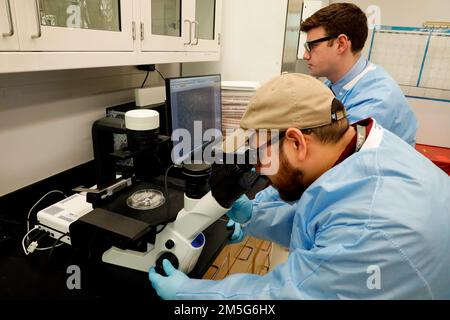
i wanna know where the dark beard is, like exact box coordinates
[272,148,306,202]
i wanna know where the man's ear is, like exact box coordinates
[284,128,307,161]
[336,34,350,54]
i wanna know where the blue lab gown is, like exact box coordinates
[325,57,418,146]
[174,121,450,299]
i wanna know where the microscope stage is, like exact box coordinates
[99,181,183,227]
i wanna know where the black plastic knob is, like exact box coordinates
[155,252,179,276]
[165,239,175,249]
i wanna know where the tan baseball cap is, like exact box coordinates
[223,73,346,153]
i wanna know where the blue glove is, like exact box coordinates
[148,259,189,300]
[226,194,252,224]
[226,219,245,244]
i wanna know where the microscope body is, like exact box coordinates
[102,191,228,274]
[71,108,258,275]
[100,160,258,275]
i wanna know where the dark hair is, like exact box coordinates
[278,99,349,147]
[304,99,349,144]
[300,3,368,53]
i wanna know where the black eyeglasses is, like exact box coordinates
[249,131,285,165]
[304,35,338,53]
[249,131,285,152]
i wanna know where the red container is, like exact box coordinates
[415,144,450,176]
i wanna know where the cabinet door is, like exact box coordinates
[140,0,192,51]
[0,0,20,50]
[189,0,221,52]
[16,0,133,51]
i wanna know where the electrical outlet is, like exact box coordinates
[137,64,156,72]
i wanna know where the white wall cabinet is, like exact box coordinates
[189,0,222,52]
[15,0,134,52]
[0,0,20,51]
[140,0,189,51]
[140,0,221,52]
[0,0,221,73]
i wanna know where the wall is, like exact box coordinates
[407,98,449,147]
[338,0,450,26]
[0,64,179,196]
[183,0,289,84]
[335,0,450,58]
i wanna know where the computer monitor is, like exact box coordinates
[166,74,222,164]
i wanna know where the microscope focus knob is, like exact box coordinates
[155,252,179,276]
[165,239,175,249]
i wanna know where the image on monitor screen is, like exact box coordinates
[166,74,222,163]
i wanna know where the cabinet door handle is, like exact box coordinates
[140,22,144,40]
[183,19,191,45]
[132,21,136,40]
[31,0,42,38]
[191,21,199,45]
[2,0,14,37]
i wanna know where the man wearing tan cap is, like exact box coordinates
[149,73,450,299]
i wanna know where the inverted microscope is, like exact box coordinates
[69,109,259,275]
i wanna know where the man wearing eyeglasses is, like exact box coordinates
[300,2,417,146]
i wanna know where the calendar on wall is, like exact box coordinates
[368,26,450,102]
